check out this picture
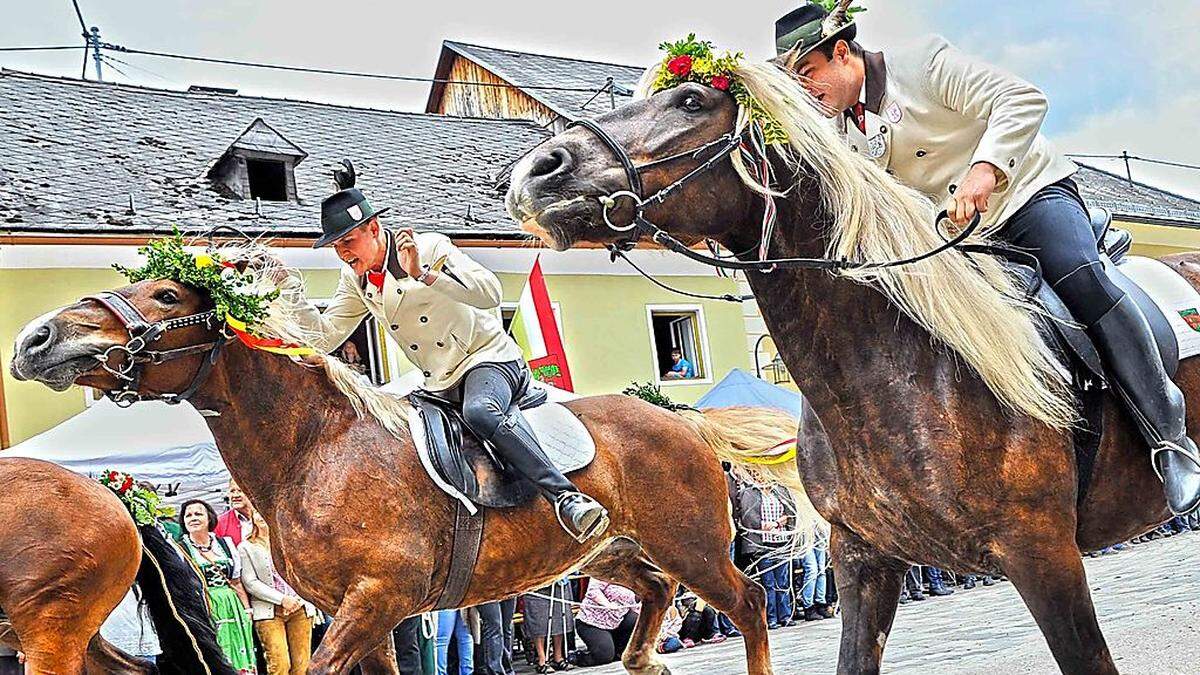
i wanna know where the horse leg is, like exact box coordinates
[354,635,400,675]
[997,538,1116,674]
[307,579,406,675]
[20,634,88,675]
[85,633,156,674]
[584,541,678,675]
[830,526,908,675]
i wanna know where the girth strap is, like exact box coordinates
[433,503,484,610]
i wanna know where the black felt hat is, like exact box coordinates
[775,2,858,62]
[314,160,389,248]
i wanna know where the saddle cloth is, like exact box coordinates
[404,382,596,514]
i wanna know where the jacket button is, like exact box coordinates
[437,341,445,347]
[880,125,888,133]
[949,184,957,194]
[916,149,927,158]
[1009,158,1016,168]
[410,344,418,351]
[423,370,431,377]
[390,324,399,330]
[397,289,402,295]
[851,145,859,152]
[420,316,429,323]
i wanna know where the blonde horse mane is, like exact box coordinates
[211,241,411,438]
[637,62,1077,430]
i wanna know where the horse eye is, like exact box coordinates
[155,289,179,305]
[680,95,703,112]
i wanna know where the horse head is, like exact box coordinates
[506,80,758,251]
[11,277,224,400]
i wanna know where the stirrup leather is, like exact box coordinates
[1150,440,1200,483]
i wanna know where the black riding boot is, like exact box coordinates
[1091,296,1200,514]
[489,411,610,541]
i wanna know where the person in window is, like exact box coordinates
[179,499,257,674]
[286,165,608,543]
[662,348,696,380]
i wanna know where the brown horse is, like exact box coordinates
[0,457,236,675]
[9,261,822,674]
[506,59,1190,673]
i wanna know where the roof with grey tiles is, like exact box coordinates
[430,41,644,121]
[1073,164,1200,227]
[0,69,550,238]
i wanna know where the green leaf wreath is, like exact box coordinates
[113,231,278,327]
[98,469,176,527]
[652,34,789,145]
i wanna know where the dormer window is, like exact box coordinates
[208,118,306,202]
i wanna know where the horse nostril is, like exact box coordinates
[528,147,574,179]
[24,323,55,353]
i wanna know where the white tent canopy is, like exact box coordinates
[2,370,579,505]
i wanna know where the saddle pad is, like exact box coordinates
[1118,256,1200,360]
[405,396,596,513]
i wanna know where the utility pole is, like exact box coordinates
[88,26,103,81]
[1121,149,1132,182]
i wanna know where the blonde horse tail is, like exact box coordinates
[677,406,828,549]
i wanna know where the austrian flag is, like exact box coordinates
[510,257,574,392]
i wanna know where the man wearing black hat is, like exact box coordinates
[289,167,610,542]
[772,1,1200,514]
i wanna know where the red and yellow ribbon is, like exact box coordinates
[740,438,798,465]
[225,315,316,357]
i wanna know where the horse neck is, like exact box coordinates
[724,171,941,433]
[189,343,355,500]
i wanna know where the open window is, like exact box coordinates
[313,301,390,386]
[647,305,711,385]
[207,118,306,203]
[245,158,288,201]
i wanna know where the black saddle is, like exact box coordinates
[1002,207,1179,504]
[409,386,549,508]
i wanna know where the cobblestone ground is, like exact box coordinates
[582,531,1200,674]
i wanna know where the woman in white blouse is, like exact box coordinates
[238,510,318,675]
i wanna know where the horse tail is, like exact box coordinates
[677,406,829,548]
[135,524,238,675]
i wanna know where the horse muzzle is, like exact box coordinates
[10,318,104,391]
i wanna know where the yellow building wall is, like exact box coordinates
[1,266,751,447]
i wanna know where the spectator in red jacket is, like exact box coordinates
[215,479,253,546]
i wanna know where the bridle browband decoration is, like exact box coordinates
[566,117,981,296]
[84,291,228,408]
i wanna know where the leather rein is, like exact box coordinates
[84,291,227,407]
[566,118,981,299]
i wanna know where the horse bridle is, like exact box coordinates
[567,117,981,277]
[84,291,227,407]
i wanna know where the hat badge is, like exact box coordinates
[347,204,363,221]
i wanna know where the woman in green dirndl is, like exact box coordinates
[180,499,258,673]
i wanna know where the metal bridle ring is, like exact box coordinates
[599,191,643,233]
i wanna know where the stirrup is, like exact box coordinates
[1150,440,1200,483]
[554,492,610,544]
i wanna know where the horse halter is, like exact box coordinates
[84,291,227,407]
[567,117,982,278]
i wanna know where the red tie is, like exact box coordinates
[367,270,385,293]
[850,102,866,134]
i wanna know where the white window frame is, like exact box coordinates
[500,301,564,338]
[314,298,393,385]
[645,304,714,386]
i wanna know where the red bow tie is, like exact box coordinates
[367,270,386,293]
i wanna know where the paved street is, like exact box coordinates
[585,531,1200,674]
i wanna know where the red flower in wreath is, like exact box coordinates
[119,474,134,494]
[666,55,693,77]
[710,75,731,91]
[107,470,119,483]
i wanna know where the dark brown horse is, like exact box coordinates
[0,457,235,675]
[10,266,821,674]
[505,61,1188,673]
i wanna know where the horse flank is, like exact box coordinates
[637,61,1077,430]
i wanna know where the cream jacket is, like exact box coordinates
[290,229,523,391]
[237,540,318,622]
[837,35,1077,232]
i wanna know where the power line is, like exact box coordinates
[1068,153,1200,173]
[0,45,85,52]
[104,44,629,94]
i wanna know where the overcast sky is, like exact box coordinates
[3,0,1197,198]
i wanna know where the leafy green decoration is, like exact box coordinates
[98,470,177,527]
[815,0,867,17]
[622,381,688,411]
[113,231,278,328]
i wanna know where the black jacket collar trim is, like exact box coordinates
[864,50,887,115]
[359,229,408,291]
